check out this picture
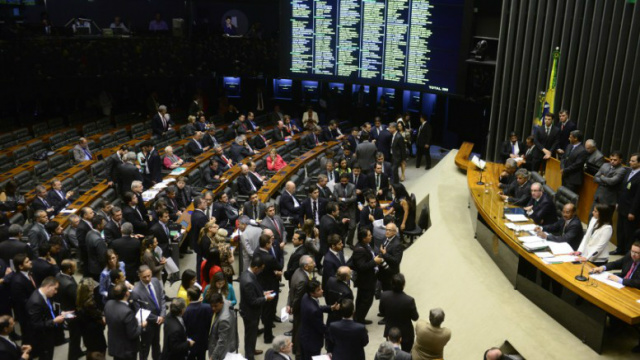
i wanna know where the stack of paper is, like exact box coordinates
[534,251,554,258]
[591,272,625,289]
[546,242,574,255]
[518,235,545,243]
[505,214,529,222]
[170,167,187,175]
[523,241,548,251]
[142,189,160,202]
[542,255,578,264]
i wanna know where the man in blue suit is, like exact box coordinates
[376,127,393,160]
[183,287,213,360]
[327,299,368,360]
[298,280,340,360]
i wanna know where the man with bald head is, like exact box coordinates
[378,223,404,292]
[325,266,354,326]
[524,182,557,225]
[279,181,303,226]
[238,164,261,196]
[535,202,584,250]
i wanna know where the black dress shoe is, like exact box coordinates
[377,312,383,317]
[274,316,283,323]
[272,324,276,328]
[284,331,293,336]
[254,349,264,355]
[610,250,624,256]
[181,250,194,255]
[363,320,373,325]
[378,319,386,325]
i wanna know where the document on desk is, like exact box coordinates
[546,242,574,255]
[590,272,625,289]
[542,255,578,264]
[523,241,548,251]
[534,251,554,258]
[505,214,529,222]
[518,235,545,243]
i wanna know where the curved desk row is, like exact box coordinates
[467,162,640,353]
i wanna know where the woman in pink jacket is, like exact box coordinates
[266,148,287,171]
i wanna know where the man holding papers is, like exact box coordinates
[523,183,557,225]
[535,203,584,250]
[591,241,640,289]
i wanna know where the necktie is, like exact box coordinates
[42,198,50,208]
[57,190,64,200]
[339,252,345,265]
[210,312,217,335]
[272,218,282,238]
[163,223,169,237]
[625,262,639,280]
[135,207,143,220]
[46,298,57,324]
[206,207,210,218]
[328,172,333,182]
[83,148,92,160]
[546,127,550,136]
[312,200,318,224]
[355,175,358,185]
[195,140,202,149]
[148,283,160,312]
[270,246,277,259]
[561,124,564,131]
[376,174,380,190]
[28,273,36,288]
[314,135,318,145]
[383,238,390,248]
[248,176,256,191]
[253,205,258,220]
[512,143,515,155]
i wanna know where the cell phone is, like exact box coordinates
[571,261,581,265]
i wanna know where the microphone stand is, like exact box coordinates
[477,167,485,186]
[575,252,598,281]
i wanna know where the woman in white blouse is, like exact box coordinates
[571,204,614,265]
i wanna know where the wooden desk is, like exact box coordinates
[454,142,474,171]
[544,157,599,224]
[468,162,640,352]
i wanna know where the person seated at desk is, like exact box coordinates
[570,204,613,266]
[521,135,544,172]
[252,127,270,150]
[591,240,640,289]
[266,148,287,172]
[302,106,319,128]
[110,16,129,33]
[149,12,169,31]
[523,182,557,225]
[498,168,532,206]
[186,131,210,157]
[223,16,237,36]
[535,203,584,250]
[163,146,184,169]
[500,132,525,162]
[498,158,518,189]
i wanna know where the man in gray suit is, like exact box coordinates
[260,205,287,265]
[86,215,108,281]
[286,255,315,358]
[28,210,50,256]
[593,151,628,206]
[333,174,358,247]
[355,132,377,170]
[208,293,238,360]
[131,266,166,360]
[105,283,145,360]
[238,215,264,274]
[72,137,93,163]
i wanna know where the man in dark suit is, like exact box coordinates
[151,105,169,138]
[207,292,238,360]
[86,216,108,281]
[116,152,144,197]
[105,283,144,360]
[104,207,123,244]
[555,110,577,157]
[415,114,433,169]
[76,207,95,276]
[31,186,56,219]
[593,151,627,207]
[352,228,382,325]
[264,336,294,360]
[238,164,261,196]
[213,146,234,171]
[318,202,346,267]
[260,206,286,264]
[106,145,129,188]
[350,166,369,202]
[0,315,31,360]
[54,260,82,360]
[522,135,544,172]
[122,192,149,235]
[322,234,345,291]
[188,197,208,279]
[303,126,324,149]
[255,234,283,344]
[560,130,589,193]
[160,298,194,360]
[376,127,393,161]
[533,113,560,161]
[324,266,353,326]
[28,210,49,256]
[26,276,65,360]
[302,187,328,226]
[202,159,222,190]
[202,127,220,149]
[142,141,163,188]
[360,195,383,233]
[183,287,213,360]
[229,135,254,163]
[370,163,390,201]
[524,183,557,225]
[315,175,335,201]
[298,280,339,360]
[334,174,358,246]
[0,225,33,263]
[243,193,267,221]
[161,187,182,220]
[346,127,360,153]
[149,209,173,257]
[498,169,532,207]
[320,162,340,184]
[371,152,393,179]
[285,255,314,357]
[273,121,291,143]
[614,153,640,255]
[252,127,270,150]
[592,240,640,289]
[240,256,275,360]
[175,177,198,211]
[131,266,166,360]
[279,181,303,226]
[500,132,525,162]
[378,223,404,292]
[9,254,36,344]
[109,223,141,284]
[186,132,210,157]
[321,120,345,142]
[31,243,59,287]
[284,231,309,281]
[536,203,584,250]
[46,179,73,215]
[327,299,368,360]
[371,117,386,141]
[388,122,406,184]
[379,273,419,352]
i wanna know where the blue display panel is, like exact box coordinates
[402,90,422,112]
[223,77,241,98]
[301,80,320,101]
[273,79,293,100]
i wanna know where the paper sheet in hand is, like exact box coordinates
[546,242,574,255]
[505,214,529,222]
[136,308,151,325]
[223,353,246,360]
[312,356,331,360]
[590,272,625,289]
[280,307,289,323]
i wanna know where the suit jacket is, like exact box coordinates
[412,320,451,360]
[160,315,190,360]
[237,175,259,195]
[505,180,532,206]
[73,144,92,163]
[239,269,266,318]
[416,121,432,147]
[347,134,359,152]
[526,193,557,225]
[109,236,141,283]
[333,182,357,216]
[302,197,328,225]
[304,132,321,148]
[28,222,49,255]
[390,132,407,162]
[321,127,339,142]
[523,144,544,172]
[558,120,577,151]
[189,209,208,253]
[273,128,287,142]
[533,125,560,154]
[46,190,70,215]
[322,250,345,290]
[371,126,387,140]
[542,216,584,251]
[327,319,368,360]
[208,301,238,360]
[299,293,331,351]
[183,301,213,357]
[319,215,340,251]
[287,267,310,313]
[186,138,206,156]
[104,299,141,359]
[256,248,283,292]
[349,173,369,193]
[122,205,149,235]
[360,205,383,231]
[176,185,199,210]
[243,200,267,221]
[264,350,291,360]
[279,191,303,219]
[316,184,335,201]
[0,336,21,360]
[500,140,525,162]
[86,229,108,277]
[379,290,419,342]
[152,113,169,137]
[379,236,403,280]
[369,172,390,198]
[320,169,340,184]
[145,149,163,184]
[202,133,221,149]
[9,272,35,327]
[76,219,92,248]
[376,130,393,159]
[594,164,628,205]
[31,197,55,218]
[26,290,58,355]
[0,237,33,263]
[103,219,122,244]
[606,253,640,289]
[352,242,378,290]
[150,221,172,256]
[115,162,143,196]
[285,245,308,281]
[561,143,589,187]
[106,152,125,182]
[54,273,78,311]
[229,142,253,163]
[130,279,166,324]
[324,277,353,324]
[252,133,269,150]
[31,258,58,288]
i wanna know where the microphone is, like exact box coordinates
[575,251,599,282]
[129,299,149,306]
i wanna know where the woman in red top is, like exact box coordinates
[266,148,287,171]
[200,247,222,289]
